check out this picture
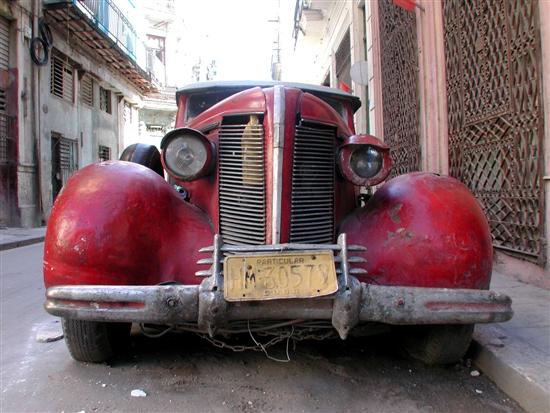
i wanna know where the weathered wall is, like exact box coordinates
[8,7,144,225]
[38,44,121,218]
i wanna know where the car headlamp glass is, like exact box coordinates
[350,146,383,179]
[164,134,209,180]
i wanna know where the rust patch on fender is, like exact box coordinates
[388,203,403,223]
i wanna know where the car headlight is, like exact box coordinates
[160,128,215,181]
[337,135,391,186]
[350,146,383,179]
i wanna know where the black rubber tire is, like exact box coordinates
[39,19,53,48]
[400,324,474,365]
[120,143,164,177]
[30,37,49,66]
[62,319,131,363]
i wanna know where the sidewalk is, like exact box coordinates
[0,227,46,251]
[473,271,550,413]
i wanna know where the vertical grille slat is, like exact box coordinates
[218,117,266,245]
[290,123,336,244]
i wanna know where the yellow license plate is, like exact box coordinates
[223,251,338,302]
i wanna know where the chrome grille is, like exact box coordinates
[218,118,266,245]
[290,123,336,243]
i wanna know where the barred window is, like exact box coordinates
[98,145,111,162]
[50,56,74,102]
[99,87,111,114]
[51,132,78,200]
[80,74,93,106]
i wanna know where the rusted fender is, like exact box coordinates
[339,172,493,289]
[43,161,214,288]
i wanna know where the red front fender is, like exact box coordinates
[339,172,493,289]
[44,161,214,288]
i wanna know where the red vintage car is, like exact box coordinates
[44,81,512,364]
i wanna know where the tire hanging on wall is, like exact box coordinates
[38,18,53,48]
[30,37,49,66]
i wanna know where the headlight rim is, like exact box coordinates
[160,127,215,181]
[337,134,391,187]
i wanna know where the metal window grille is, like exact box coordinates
[0,88,6,113]
[0,16,9,71]
[99,87,111,113]
[0,113,15,164]
[378,0,420,177]
[51,132,78,200]
[444,0,545,264]
[50,56,74,102]
[80,74,94,106]
[98,145,111,162]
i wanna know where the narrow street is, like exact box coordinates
[1,244,523,413]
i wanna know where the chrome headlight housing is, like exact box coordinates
[160,128,215,181]
[337,134,391,186]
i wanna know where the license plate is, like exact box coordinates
[223,251,338,301]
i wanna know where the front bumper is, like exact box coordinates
[45,279,512,339]
[45,234,513,339]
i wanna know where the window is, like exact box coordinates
[146,35,165,63]
[50,55,74,102]
[51,132,78,200]
[123,101,132,123]
[98,145,111,162]
[80,74,93,106]
[99,87,111,114]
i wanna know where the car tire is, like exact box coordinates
[120,143,164,177]
[62,319,131,363]
[400,324,474,365]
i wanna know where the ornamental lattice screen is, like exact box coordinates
[444,0,545,264]
[378,0,421,177]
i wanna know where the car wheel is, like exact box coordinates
[400,324,474,365]
[120,143,164,177]
[62,319,131,363]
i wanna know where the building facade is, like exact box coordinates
[0,0,153,228]
[291,0,550,287]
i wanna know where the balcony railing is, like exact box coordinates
[44,0,156,94]
[77,0,140,62]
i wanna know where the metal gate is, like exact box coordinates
[444,0,545,264]
[378,0,421,177]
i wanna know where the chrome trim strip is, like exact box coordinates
[272,85,285,244]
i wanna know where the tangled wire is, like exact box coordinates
[139,319,338,362]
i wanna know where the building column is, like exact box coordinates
[350,0,367,134]
[415,0,449,175]
[539,0,550,270]
[365,0,383,139]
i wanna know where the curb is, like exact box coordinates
[472,325,550,413]
[0,236,45,252]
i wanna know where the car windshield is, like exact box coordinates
[186,91,237,121]
[185,88,347,122]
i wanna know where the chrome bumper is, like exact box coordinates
[45,234,513,339]
[45,278,512,339]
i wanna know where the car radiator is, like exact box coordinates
[218,117,335,245]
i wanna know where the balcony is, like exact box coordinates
[43,0,156,94]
